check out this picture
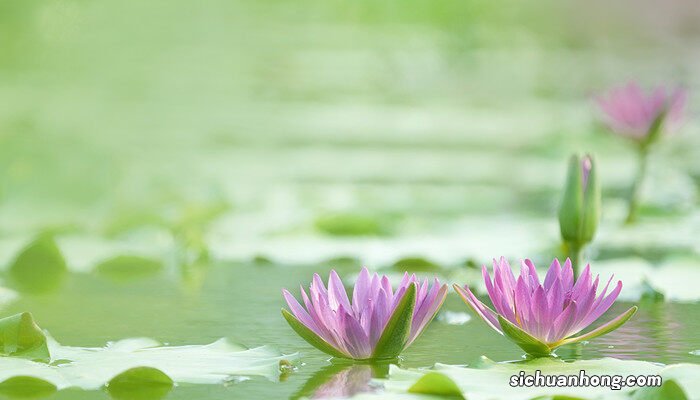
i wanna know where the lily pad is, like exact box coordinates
[8,236,66,294]
[107,367,173,400]
[0,313,49,362]
[632,379,687,400]
[391,257,442,272]
[0,376,57,399]
[378,357,676,400]
[0,336,296,392]
[315,213,390,236]
[94,255,164,282]
[408,372,464,399]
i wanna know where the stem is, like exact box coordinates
[566,241,583,279]
[625,146,649,224]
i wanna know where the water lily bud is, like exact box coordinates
[558,154,600,244]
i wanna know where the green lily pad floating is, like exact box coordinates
[8,236,67,294]
[314,213,389,236]
[94,255,164,282]
[632,379,687,400]
[391,257,442,272]
[408,372,464,399]
[0,334,297,392]
[107,366,173,400]
[56,233,170,274]
[0,376,57,399]
[377,357,684,400]
[0,313,49,362]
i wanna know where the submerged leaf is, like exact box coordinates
[0,313,49,362]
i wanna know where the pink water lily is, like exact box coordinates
[282,268,448,360]
[596,82,687,142]
[454,257,637,356]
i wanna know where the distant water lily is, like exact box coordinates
[282,268,448,360]
[596,82,687,143]
[454,257,637,357]
[596,82,688,223]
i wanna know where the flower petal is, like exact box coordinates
[409,283,448,345]
[453,284,501,334]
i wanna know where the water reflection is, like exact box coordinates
[555,302,688,363]
[291,361,392,399]
[107,382,172,400]
[596,302,685,363]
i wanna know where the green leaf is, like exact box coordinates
[107,367,173,400]
[0,313,49,362]
[633,379,687,400]
[556,306,637,346]
[0,376,57,399]
[8,236,66,294]
[282,309,348,359]
[408,372,464,399]
[371,283,416,360]
[497,315,552,357]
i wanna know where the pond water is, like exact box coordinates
[4,261,700,399]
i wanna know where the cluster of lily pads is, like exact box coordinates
[282,82,688,362]
[0,312,296,398]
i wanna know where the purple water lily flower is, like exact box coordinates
[454,257,637,357]
[282,268,448,360]
[596,82,687,142]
